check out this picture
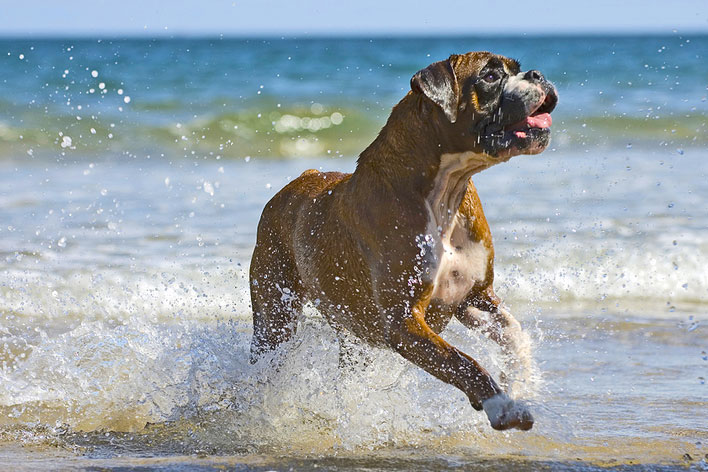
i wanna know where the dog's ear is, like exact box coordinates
[410,58,459,123]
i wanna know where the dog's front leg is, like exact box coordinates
[457,288,533,389]
[388,285,533,431]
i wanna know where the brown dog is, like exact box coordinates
[249,51,557,431]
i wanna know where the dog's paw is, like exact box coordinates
[482,393,534,431]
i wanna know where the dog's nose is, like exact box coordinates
[524,70,544,83]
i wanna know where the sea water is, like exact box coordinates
[0,35,706,470]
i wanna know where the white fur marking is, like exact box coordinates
[424,151,494,305]
[482,393,533,430]
[504,73,546,116]
[431,214,488,304]
[504,72,534,93]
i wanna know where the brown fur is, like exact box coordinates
[249,52,556,431]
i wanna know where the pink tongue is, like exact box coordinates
[525,113,552,128]
[507,112,553,132]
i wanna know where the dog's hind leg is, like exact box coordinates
[249,241,303,363]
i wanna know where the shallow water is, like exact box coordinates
[1,149,707,470]
[1,35,708,471]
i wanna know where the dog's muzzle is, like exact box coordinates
[480,70,558,158]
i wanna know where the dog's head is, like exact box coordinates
[411,51,558,159]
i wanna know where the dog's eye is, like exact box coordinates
[482,71,500,83]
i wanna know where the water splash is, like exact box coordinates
[0,295,548,452]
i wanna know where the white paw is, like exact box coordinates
[482,393,534,431]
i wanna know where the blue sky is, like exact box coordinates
[1,0,706,36]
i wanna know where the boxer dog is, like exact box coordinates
[249,51,557,431]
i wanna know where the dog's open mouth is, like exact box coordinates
[481,88,557,158]
[504,111,552,140]
[503,91,556,139]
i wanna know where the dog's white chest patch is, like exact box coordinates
[428,213,489,305]
[423,151,492,305]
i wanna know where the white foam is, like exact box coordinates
[0,299,542,449]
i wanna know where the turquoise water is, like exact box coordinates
[0,35,707,470]
[1,35,706,159]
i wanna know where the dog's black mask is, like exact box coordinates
[411,52,558,159]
